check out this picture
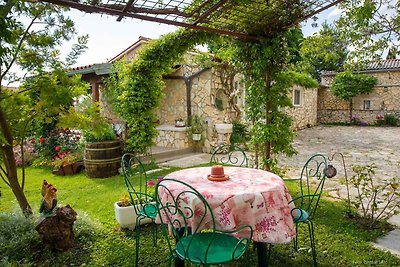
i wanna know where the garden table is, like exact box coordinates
[159,166,296,267]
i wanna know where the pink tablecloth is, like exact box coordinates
[159,166,296,244]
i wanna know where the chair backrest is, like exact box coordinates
[156,178,242,264]
[297,153,328,219]
[121,153,153,215]
[210,144,248,167]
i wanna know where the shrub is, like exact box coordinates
[0,213,41,264]
[230,121,249,145]
[350,164,400,228]
[383,114,398,126]
[33,128,83,167]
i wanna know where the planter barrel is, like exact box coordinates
[84,140,122,178]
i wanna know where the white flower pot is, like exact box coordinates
[192,133,201,141]
[114,202,153,230]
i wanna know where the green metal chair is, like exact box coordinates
[288,153,329,267]
[210,144,248,167]
[156,178,253,266]
[121,153,158,267]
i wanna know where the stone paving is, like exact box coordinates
[160,125,400,257]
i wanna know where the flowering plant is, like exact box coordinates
[51,151,83,168]
[117,195,131,207]
[146,177,163,196]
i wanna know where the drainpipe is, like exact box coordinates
[165,67,209,120]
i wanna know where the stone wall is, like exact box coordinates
[155,125,190,148]
[286,86,318,130]
[319,71,400,124]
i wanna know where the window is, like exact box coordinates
[293,89,301,106]
[363,100,371,110]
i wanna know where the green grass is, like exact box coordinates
[1,167,400,266]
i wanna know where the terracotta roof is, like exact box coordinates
[69,64,94,72]
[108,36,151,63]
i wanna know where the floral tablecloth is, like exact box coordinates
[159,166,296,244]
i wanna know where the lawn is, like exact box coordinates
[1,166,400,266]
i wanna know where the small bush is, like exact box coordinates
[230,121,249,145]
[350,164,400,228]
[0,213,41,264]
[383,114,398,126]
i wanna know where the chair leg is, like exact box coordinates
[135,217,142,267]
[152,221,157,246]
[293,223,298,251]
[307,221,317,267]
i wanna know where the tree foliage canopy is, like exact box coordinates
[331,71,377,101]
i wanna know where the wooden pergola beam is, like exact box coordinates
[39,0,260,40]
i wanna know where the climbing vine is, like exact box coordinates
[108,26,317,168]
[107,29,215,154]
[231,29,318,170]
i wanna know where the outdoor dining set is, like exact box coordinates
[121,145,331,267]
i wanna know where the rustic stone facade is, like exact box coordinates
[319,70,400,124]
[286,85,318,130]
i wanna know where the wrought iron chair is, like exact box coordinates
[288,153,330,267]
[210,144,248,167]
[156,178,253,266]
[121,153,158,267]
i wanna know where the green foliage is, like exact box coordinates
[106,29,215,154]
[0,213,41,263]
[230,121,249,145]
[298,23,348,81]
[58,97,116,143]
[214,98,224,111]
[331,71,377,101]
[187,114,204,135]
[1,166,400,266]
[382,114,398,126]
[335,0,398,63]
[350,164,400,228]
[32,128,83,167]
[229,28,316,166]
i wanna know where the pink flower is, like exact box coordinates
[55,146,60,151]
[147,181,155,186]
[157,177,164,182]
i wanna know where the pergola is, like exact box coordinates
[39,0,344,40]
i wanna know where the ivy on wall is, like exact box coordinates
[107,29,215,154]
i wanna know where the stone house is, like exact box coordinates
[319,60,400,124]
[69,37,318,153]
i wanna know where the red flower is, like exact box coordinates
[39,137,45,144]
[55,146,60,151]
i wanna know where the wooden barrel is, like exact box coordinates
[84,140,122,178]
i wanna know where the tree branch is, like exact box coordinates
[0,164,11,187]
[1,8,42,81]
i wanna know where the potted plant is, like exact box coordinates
[114,177,161,229]
[175,118,185,127]
[189,115,203,141]
[188,115,203,141]
[51,150,84,176]
[58,96,121,178]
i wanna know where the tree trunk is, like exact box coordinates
[0,106,32,215]
[35,205,77,251]
[349,99,353,123]
[264,67,272,171]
